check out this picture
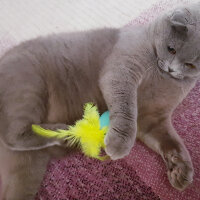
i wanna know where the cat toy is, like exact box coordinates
[32,103,110,161]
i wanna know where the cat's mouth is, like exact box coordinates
[157,60,184,80]
[159,68,184,80]
[157,65,171,76]
[158,66,183,80]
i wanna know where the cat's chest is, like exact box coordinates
[137,74,184,114]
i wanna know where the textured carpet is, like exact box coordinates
[35,1,200,200]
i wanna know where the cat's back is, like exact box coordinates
[0,28,119,97]
[0,28,119,123]
[0,28,119,72]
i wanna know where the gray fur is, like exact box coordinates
[1,3,200,199]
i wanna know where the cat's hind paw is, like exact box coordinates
[165,152,193,191]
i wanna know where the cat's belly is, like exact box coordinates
[46,84,107,125]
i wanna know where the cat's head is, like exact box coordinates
[154,4,200,80]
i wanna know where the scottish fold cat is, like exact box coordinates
[0,2,200,200]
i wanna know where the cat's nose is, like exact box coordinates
[168,67,175,72]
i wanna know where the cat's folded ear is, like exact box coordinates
[169,9,189,33]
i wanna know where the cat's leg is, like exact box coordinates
[100,55,144,160]
[0,145,50,200]
[0,67,70,151]
[137,116,193,191]
[0,107,69,151]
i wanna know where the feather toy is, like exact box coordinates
[32,103,110,160]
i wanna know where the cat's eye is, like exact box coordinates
[167,46,176,55]
[185,63,196,69]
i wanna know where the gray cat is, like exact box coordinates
[0,3,199,200]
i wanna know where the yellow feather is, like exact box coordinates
[32,103,108,160]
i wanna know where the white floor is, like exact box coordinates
[0,0,199,57]
[0,0,161,43]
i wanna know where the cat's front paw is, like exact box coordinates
[164,152,193,191]
[104,130,134,160]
